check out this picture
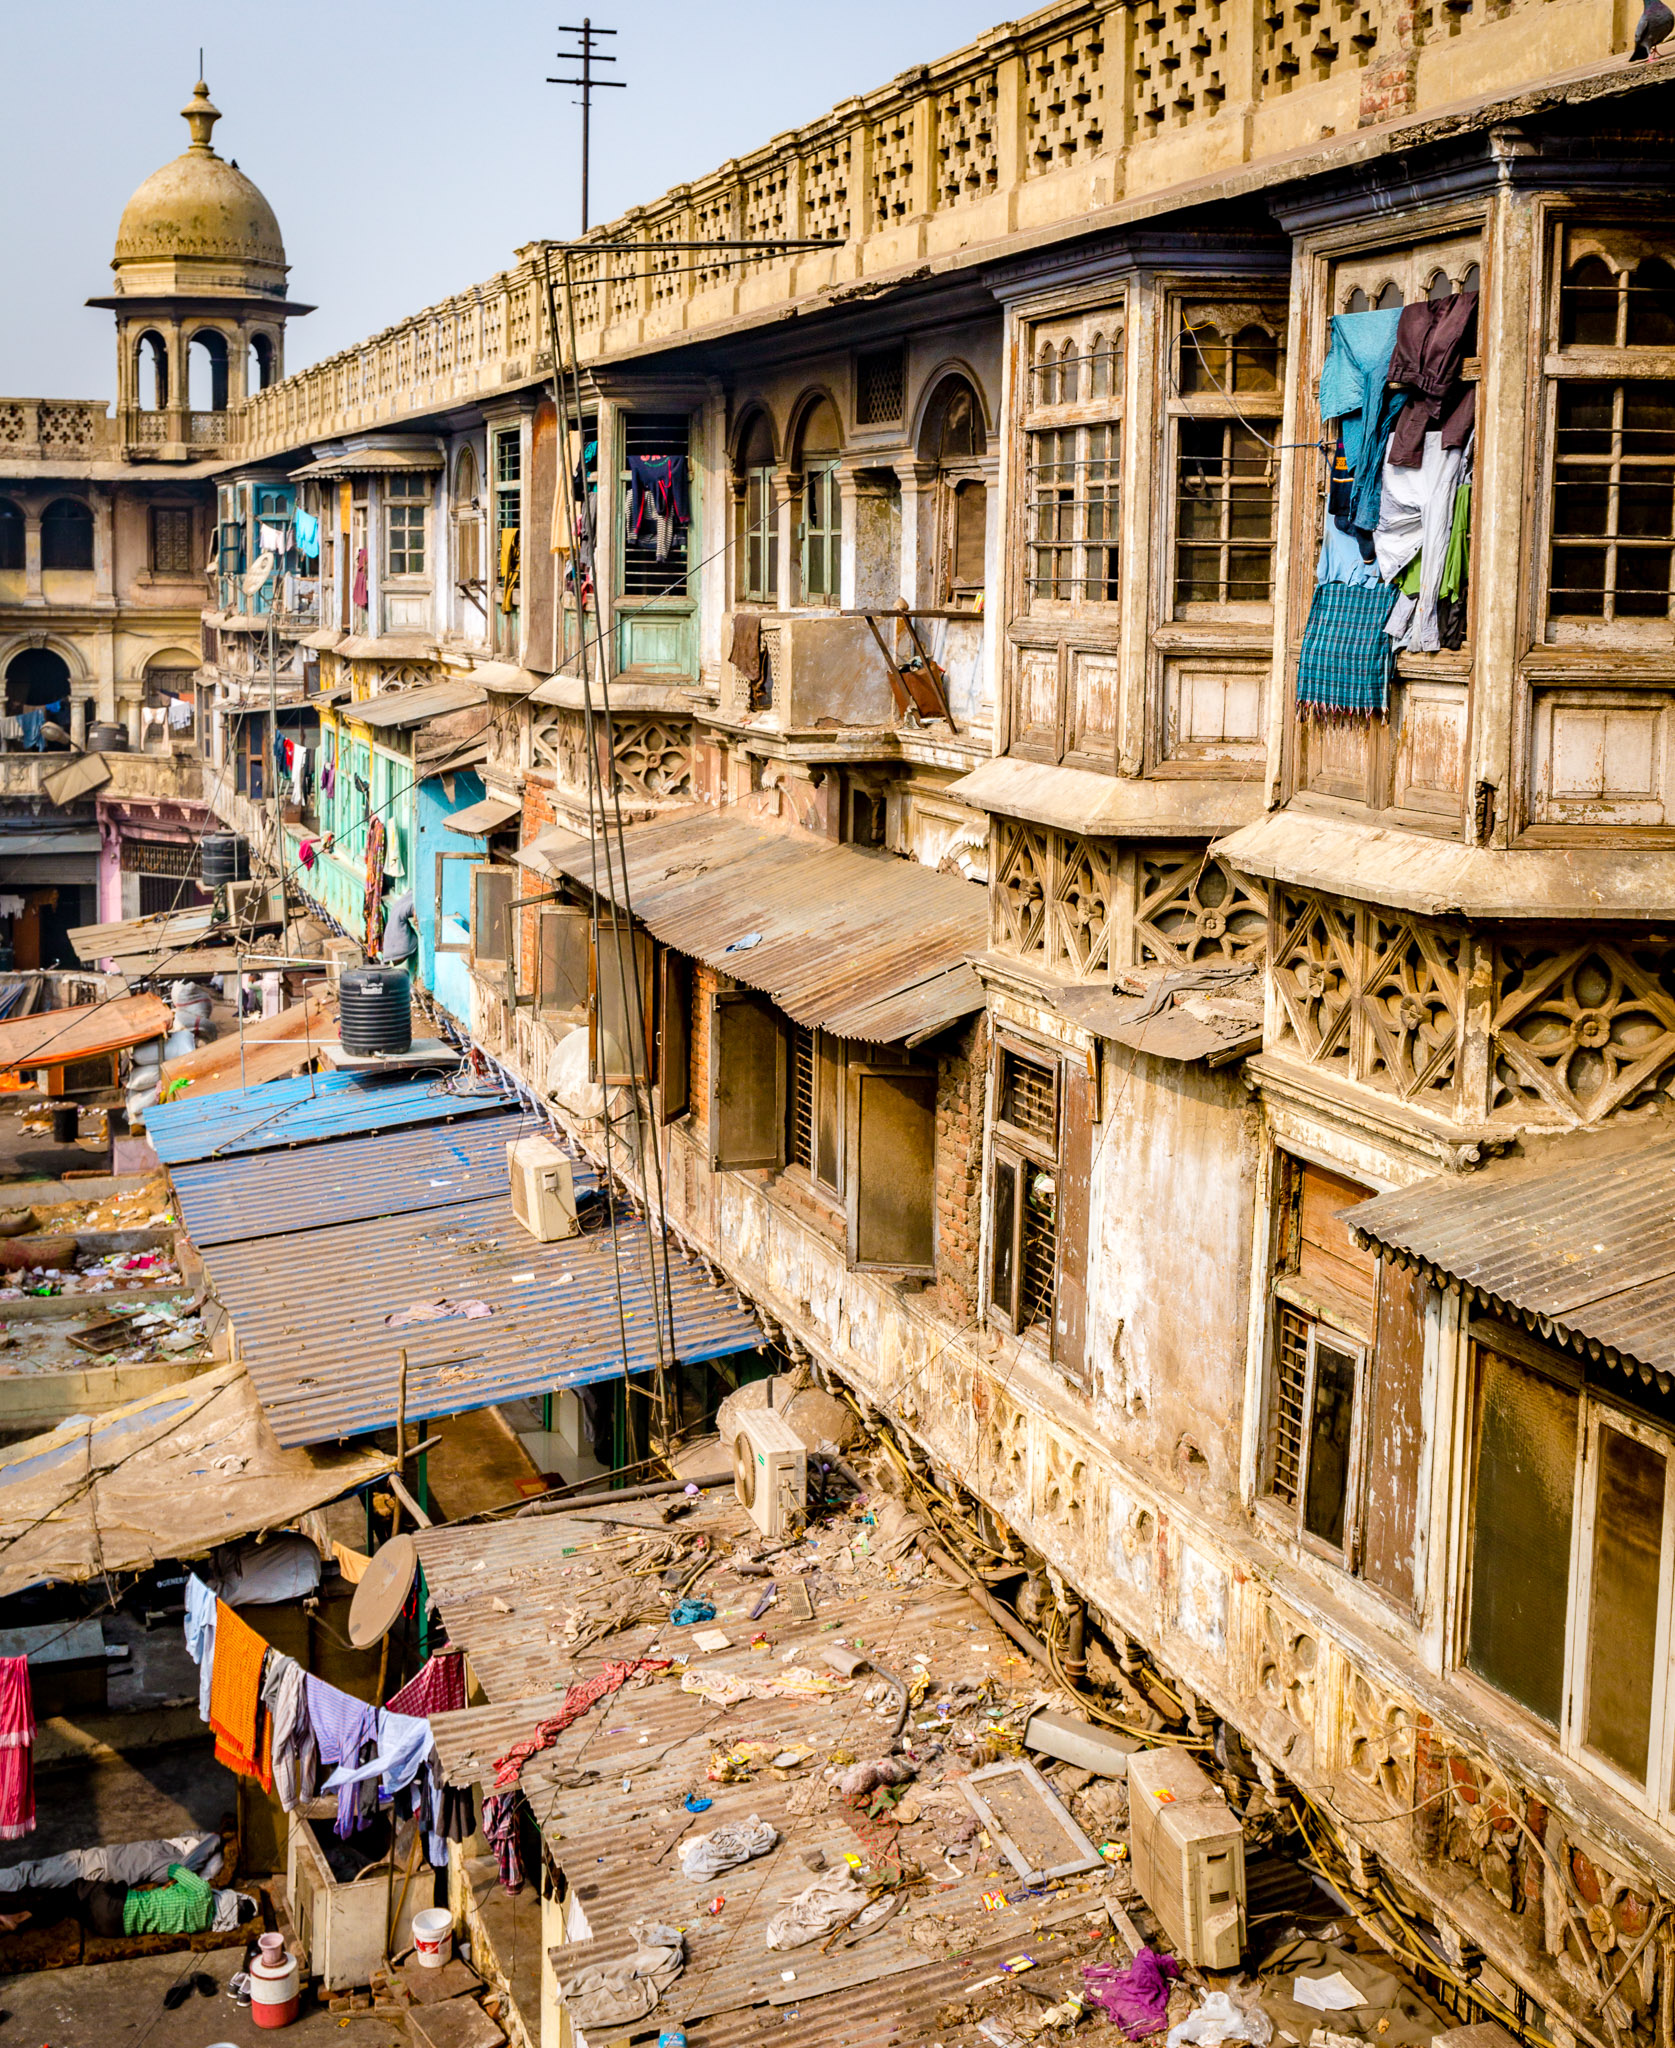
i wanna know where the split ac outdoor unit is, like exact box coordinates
[732,1409,807,1539]
[1126,1748,1246,1968]
[507,1135,579,1243]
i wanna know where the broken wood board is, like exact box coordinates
[0,995,172,1075]
[407,1996,505,2048]
[959,1758,1104,1883]
[400,1955,485,2004]
[158,993,337,1100]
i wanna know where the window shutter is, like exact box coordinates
[470,865,516,967]
[952,480,987,588]
[1296,1161,1378,1322]
[990,1153,1021,1323]
[537,907,590,1014]
[1360,1260,1430,1607]
[1052,1060,1094,1388]
[847,1065,935,1273]
[658,949,691,1123]
[709,991,785,1170]
[592,924,654,1083]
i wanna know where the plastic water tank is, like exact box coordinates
[338,966,413,1056]
[85,723,130,753]
[200,832,250,886]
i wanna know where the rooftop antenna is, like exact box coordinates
[197,47,203,81]
[548,19,623,233]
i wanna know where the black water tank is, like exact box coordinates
[338,966,413,1056]
[86,723,129,753]
[200,832,250,886]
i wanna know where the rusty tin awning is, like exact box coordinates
[527,807,988,1045]
[1345,1128,1675,1381]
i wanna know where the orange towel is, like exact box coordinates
[208,1598,272,1792]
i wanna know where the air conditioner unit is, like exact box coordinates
[732,1409,807,1539]
[1127,1748,1246,1968]
[507,1135,579,1242]
[226,879,283,926]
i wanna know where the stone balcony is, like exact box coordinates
[233,0,1628,464]
[0,400,119,463]
[0,747,204,806]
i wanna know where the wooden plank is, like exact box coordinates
[69,910,214,963]
[0,995,172,1074]
[158,994,336,1102]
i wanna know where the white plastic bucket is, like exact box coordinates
[412,1907,453,1968]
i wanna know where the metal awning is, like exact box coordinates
[531,807,988,1044]
[335,635,442,664]
[0,993,171,1075]
[1050,964,1263,1067]
[0,831,102,857]
[203,1191,763,1446]
[0,1363,389,1597]
[299,628,343,651]
[438,794,521,835]
[947,756,1262,838]
[343,679,485,728]
[143,1069,514,1165]
[1216,808,1675,921]
[169,1110,565,1245]
[292,443,445,479]
[1345,1129,1675,1379]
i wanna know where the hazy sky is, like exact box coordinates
[3,0,993,402]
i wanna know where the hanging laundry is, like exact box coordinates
[261,1652,316,1814]
[168,697,194,730]
[727,612,764,682]
[499,526,521,612]
[1437,471,1472,650]
[304,1674,378,1838]
[183,1573,217,1721]
[626,454,690,562]
[1385,292,1478,467]
[208,1599,272,1791]
[352,546,368,610]
[388,1649,467,1720]
[365,816,387,957]
[1316,518,1380,589]
[0,1658,34,1841]
[294,509,321,559]
[17,712,45,753]
[1295,581,1400,722]
[1374,431,1467,653]
[1317,308,1403,538]
[482,1790,524,1891]
[259,521,289,556]
[319,1709,433,1801]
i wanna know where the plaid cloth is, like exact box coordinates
[1296,580,1399,721]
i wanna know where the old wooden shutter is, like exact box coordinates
[1053,1060,1094,1387]
[1296,1161,1378,1324]
[658,949,691,1123]
[470,864,516,966]
[847,1065,935,1272]
[537,907,590,1013]
[709,991,785,1170]
[592,923,654,1082]
[1359,1260,1430,1606]
[951,479,987,589]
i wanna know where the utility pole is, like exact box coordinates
[548,19,623,233]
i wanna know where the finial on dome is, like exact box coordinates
[181,79,221,155]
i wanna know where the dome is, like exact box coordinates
[112,81,284,271]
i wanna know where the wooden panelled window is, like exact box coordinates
[535,906,589,1013]
[384,473,428,577]
[1546,231,1675,637]
[989,1043,1060,1341]
[800,461,841,603]
[742,466,777,603]
[151,506,195,576]
[1264,1156,1381,1565]
[592,922,654,1083]
[657,949,691,1123]
[470,863,517,973]
[787,1024,844,1198]
[1172,315,1283,612]
[1024,316,1123,607]
[1464,1328,1675,1815]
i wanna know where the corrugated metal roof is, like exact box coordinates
[1345,1128,1675,1378]
[416,1500,1123,2048]
[205,1192,762,1444]
[168,1110,581,1245]
[535,808,987,1044]
[144,1070,514,1165]
[344,679,486,729]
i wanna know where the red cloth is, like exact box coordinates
[492,1658,669,1788]
[0,1657,33,1840]
[387,1650,467,1720]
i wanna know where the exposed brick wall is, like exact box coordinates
[520,777,557,999]
[935,1011,987,1320]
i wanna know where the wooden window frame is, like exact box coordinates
[657,948,691,1124]
[799,459,841,606]
[1168,313,1285,620]
[785,1023,846,1203]
[846,1060,936,1277]
[741,465,778,604]
[591,920,655,1085]
[987,1035,1061,1346]
[535,904,590,1013]
[1457,1330,1675,1820]
[434,849,475,955]
[383,474,429,579]
[468,861,518,974]
[150,505,195,577]
[708,987,787,1172]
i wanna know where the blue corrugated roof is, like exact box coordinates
[202,1193,763,1445]
[168,1112,595,1246]
[144,1070,514,1165]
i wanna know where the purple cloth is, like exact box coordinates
[1083,1947,1180,2035]
[304,1674,377,1838]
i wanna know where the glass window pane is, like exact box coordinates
[1584,1425,1666,1783]
[991,1157,1017,1320]
[1302,1337,1357,1548]
[1467,1350,1577,1727]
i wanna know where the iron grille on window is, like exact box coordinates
[120,839,201,878]
[622,412,691,599]
[152,507,195,576]
[1027,424,1120,602]
[1549,380,1675,621]
[1172,316,1283,609]
[1019,1168,1057,1333]
[788,1024,815,1172]
[1000,1049,1056,1145]
[856,345,906,426]
[1270,1302,1310,1507]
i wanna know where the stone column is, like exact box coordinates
[22,505,42,603]
[893,458,940,609]
[69,699,88,749]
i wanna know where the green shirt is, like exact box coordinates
[122,1862,215,1937]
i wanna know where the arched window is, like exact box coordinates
[1561,255,1618,347]
[736,411,778,604]
[41,499,93,572]
[919,374,988,607]
[0,501,22,573]
[188,330,229,413]
[5,648,72,726]
[1089,332,1113,402]
[1628,257,1675,347]
[135,331,169,411]
[795,397,842,603]
[452,443,482,594]
[248,333,276,393]
[1036,340,1061,407]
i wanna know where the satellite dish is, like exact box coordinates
[347,1532,418,1647]
[242,550,275,596]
